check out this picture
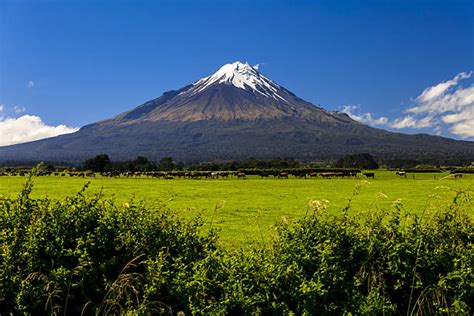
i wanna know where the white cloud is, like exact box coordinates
[390,115,435,129]
[390,115,418,129]
[442,106,474,124]
[395,71,474,138]
[13,105,26,114]
[27,80,35,88]
[449,119,474,137]
[338,72,473,138]
[415,72,471,104]
[0,104,4,112]
[441,106,474,137]
[340,105,388,126]
[0,115,78,146]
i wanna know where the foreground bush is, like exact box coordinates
[0,175,218,314]
[0,174,472,315]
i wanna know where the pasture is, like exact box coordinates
[0,170,472,247]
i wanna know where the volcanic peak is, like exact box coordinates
[186,61,287,101]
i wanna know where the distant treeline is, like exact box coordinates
[80,153,473,172]
[80,155,304,173]
[1,152,473,172]
[79,154,379,173]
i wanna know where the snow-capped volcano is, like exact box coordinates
[187,61,287,101]
[106,61,340,122]
[2,60,473,164]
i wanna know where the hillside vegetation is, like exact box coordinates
[0,173,472,314]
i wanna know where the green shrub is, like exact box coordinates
[0,172,217,314]
[1,172,472,314]
[178,192,473,315]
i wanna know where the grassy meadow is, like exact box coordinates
[1,170,473,314]
[0,170,472,247]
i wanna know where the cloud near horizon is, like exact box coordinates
[341,71,474,138]
[340,105,388,126]
[0,113,78,146]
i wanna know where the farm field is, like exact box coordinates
[0,171,472,247]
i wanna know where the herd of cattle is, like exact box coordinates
[0,169,467,179]
[0,169,379,179]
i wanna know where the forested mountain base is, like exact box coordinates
[1,174,472,314]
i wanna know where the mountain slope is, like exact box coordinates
[1,61,473,164]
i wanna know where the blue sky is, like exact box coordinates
[0,0,473,145]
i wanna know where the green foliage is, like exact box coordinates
[189,158,300,171]
[112,156,158,172]
[158,157,175,171]
[0,171,472,247]
[182,191,472,315]
[83,154,111,172]
[0,171,217,314]
[0,172,472,314]
[336,153,379,169]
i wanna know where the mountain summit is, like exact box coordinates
[1,62,473,163]
[107,61,347,123]
[192,61,282,98]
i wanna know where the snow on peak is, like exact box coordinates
[189,61,287,101]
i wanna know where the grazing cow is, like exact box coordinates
[319,172,335,179]
[189,173,201,179]
[260,172,270,178]
[211,172,219,179]
[237,172,246,179]
[363,172,375,179]
[396,171,406,177]
[278,172,289,179]
[309,172,318,178]
[453,173,463,179]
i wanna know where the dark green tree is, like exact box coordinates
[83,154,111,172]
[45,164,55,172]
[158,157,175,171]
[336,153,379,169]
[134,156,149,166]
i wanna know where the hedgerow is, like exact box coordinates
[0,172,218,314]
[0,172,472,314]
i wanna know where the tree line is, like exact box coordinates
[82,154,304,172]
[2,152,472,172]
[74,152,474,172]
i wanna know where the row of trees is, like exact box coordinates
[2,153,471,170]
[334,153,379,169]
[83,155,176,172]
[80,152,469,172]
[82,155,301,172]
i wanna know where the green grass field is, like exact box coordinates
[0,171,472,247]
